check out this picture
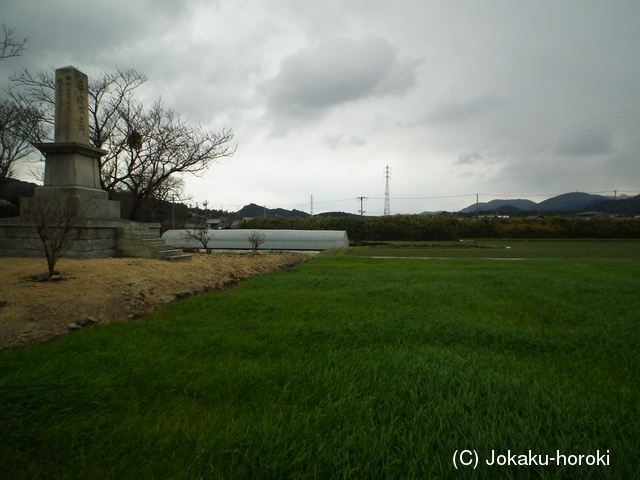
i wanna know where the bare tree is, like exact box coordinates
[153,176,186,203]
[25,164,45,185]
[1,24,28,61]
[104,99,235,220]
[88,68,148,151]
[0,99,48,182]
[247,230,266,254]
[21,198,89,279]
[180,217,213,253]
[8,68,235,220]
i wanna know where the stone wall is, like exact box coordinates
[0,222,118,259]
[0,219,187,261]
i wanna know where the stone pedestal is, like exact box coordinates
[32,142,120,220]
[38,143,103,191]
[31,67,121,221]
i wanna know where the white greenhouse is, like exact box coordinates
[161,229,349,251]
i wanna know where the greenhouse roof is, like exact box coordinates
[162,229,349,251]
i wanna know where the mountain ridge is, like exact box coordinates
[454,192,638,216]
[236,193,640,219]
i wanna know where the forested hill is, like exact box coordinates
[237,203,310,219]
[0,178,38,205]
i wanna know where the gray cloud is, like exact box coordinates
[265,36,419,128]
[0,1,196,78]
[426,95,505,124]
[555,131,614,157]
[458,151,489,164]
[324,133,366,149]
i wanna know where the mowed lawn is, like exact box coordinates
[1,251,639,479]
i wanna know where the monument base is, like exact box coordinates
[1,218,156,259]
[0,218,122,259]
[0,218,189,261]
[0,186,190,261]
[36,142,107,191]
[30,186,121,220]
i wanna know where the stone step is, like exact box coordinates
[117,226,160,234]
[147,244,174,254]
[155,248,192,262]
[121,232,158,240]
[157,248,184,257]
[117,237,167,248]
[165,254,192,262]
[140,238,167,247]
[116,225,190,262]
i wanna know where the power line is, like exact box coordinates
[394,195,474,200]
[389,101,640,183]
[313,198,358,205]
[458,105,640,167]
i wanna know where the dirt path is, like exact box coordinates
[0,252,309,349]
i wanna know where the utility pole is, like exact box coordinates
[475,193,479,219]
[310,195,314,216]
[383,165,391,216]
[356,196,368,216]
[171,194,175,230]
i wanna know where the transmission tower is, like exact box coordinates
[310,195,314,216]
[383,165,391,216]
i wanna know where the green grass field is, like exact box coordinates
[342,239,640,258]
[1,244,639,479]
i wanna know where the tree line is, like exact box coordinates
[240,215,640,241]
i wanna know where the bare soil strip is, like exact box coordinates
[0,252,309,349]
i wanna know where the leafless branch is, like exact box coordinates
[21,198,89,278]
[1,24,28,60]
[247,230,266,253]
[180,217,213,253]
[0,99,48,181]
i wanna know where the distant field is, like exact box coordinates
[1,254,639,478]
[339,239,640,258]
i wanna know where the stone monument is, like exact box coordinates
[30,66,120,220]
[0,66,190,261]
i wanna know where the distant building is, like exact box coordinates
[183,218,240,230]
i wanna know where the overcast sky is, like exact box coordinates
[2,0,640,214]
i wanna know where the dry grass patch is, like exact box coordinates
[0,252,309,349]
